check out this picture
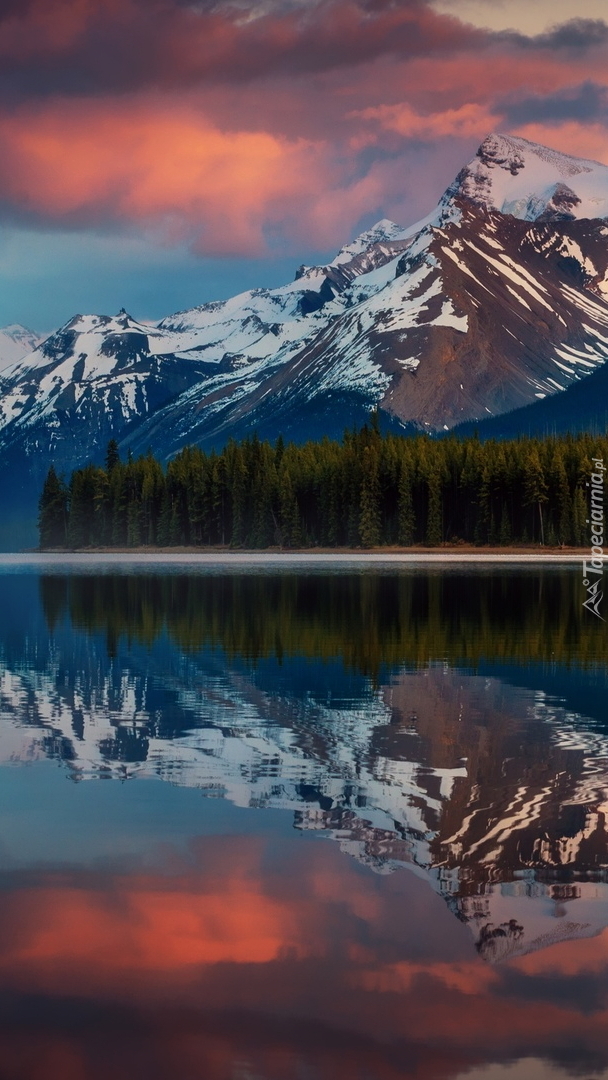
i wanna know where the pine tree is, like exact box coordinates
[572,485,587,547]
[523,446,549,545]
[126,501,142,547]
[156,491,172,547]
[67,465,100,548]
[105,439,120,474]
[38,466,68,548]
[397,458,415,546]
[551,445,572,546]
[110,464,128,546]
[359,446,381,547]
[278,468,301,548]
[230,445,248,547]
[48,430,607,551]
[426,475,443,546]
[499,504,512,546]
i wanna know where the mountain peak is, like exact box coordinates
[294,218,409,283]
[443,132,608,222]
[330,218,408,266]
[477,131,602,175]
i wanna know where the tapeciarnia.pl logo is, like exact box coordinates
[582,457,605,621]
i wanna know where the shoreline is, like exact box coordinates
[1,546,588,566]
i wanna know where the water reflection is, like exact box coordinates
[39,569,608,669]
[0,568,607,1079]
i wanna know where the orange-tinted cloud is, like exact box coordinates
[0,100,323,253]
[511,924,608,977]
[512,121,608,164]
[9,882,294,969]
[0,97,418,253]
[354,102,501,141]
[1,849,608,1080]
[0,1,606,259]
[0,836,384,996]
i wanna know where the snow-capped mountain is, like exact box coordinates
[0,324,43,372]
[0,219,414,496]
[2,625,608,964]
[443,132,608,222]
[3,132,608,533]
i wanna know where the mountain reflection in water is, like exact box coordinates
[0,567,607,1080]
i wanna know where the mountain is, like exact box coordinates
[452,358,608,440]
[3,132,608,543]
[0,324,44,371]
[3,572,608,963]
[442,131,608,221]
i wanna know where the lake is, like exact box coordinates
[0,560,607,1080]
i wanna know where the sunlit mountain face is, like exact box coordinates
[0,563,608,1079]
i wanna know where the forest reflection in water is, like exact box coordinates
[0,566,607,1080]
[40,566,608,670]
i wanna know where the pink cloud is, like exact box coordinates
[512,120,608,162]
[0,94,465,254]
[354,101,501,141]
[0,2,606,257]
[0,99,348,254]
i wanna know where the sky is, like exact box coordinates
[2,0,608,331]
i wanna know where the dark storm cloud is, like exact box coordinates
[536,17,608,50]
[500,81,608,127]
[0,0,485,102]
[501,17,608,52]
[0,0,604,107]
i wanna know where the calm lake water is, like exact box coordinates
[1,561,607,1080]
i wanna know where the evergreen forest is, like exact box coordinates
[38,425,607,549]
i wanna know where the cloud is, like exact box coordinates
[532,17,608,51]
[2,829,608,1080]
[0,0,483,101]
[0,94,478,255]
[428,0,608,37]
[500,81,608,126]
[0,0,607,270]
[0,834,385,991]
[0,99,348,254]
[512,927,608,978]
[353,101,501,141]
[510,121,608,164]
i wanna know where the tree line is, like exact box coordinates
[38,423,607,549]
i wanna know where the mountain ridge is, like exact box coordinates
[3,131,608,544]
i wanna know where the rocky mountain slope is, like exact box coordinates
[3,132,608,540]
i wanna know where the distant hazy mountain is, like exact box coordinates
[3,132,608,542]
[0,324,43,371]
